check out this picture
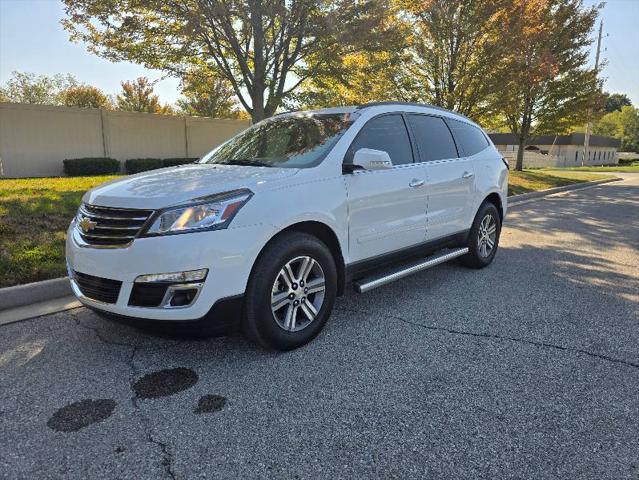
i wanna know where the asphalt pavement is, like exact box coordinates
[1,174,638,479]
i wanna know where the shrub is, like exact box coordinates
[63,158,120,176]
[162,157,198,168]
[125,158,163,174]
[618,157,638,166]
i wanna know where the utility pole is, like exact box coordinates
[583,20,603,166]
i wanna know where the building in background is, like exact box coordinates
[488,133,620,168]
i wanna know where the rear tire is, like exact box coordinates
[460,202,501,269]
[243,232,337,351]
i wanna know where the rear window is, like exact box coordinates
[407,114,458,162]
[447,119,489,157]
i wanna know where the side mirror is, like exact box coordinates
[350,148,393,171]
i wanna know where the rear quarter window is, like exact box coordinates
[447,119,489,157]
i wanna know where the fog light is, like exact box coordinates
[135,269,208,283]
[169,288,199,307]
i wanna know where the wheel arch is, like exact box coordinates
[256,221,347,296]
[482,192,504,222]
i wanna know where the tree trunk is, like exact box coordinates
[251,107,265,123]
[516,135,525,171]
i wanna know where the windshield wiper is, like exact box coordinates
[222,159,272,167]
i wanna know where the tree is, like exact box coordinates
[176,71,239,118]
[601,92,632,113]
[116,77,169,113]
[594,106,639,152]
[290,50,412,109]
[60,85,112,109]
[498,0,601,171]
[62,0,398,122]
[399,0,511,121]
[0,71,78,104]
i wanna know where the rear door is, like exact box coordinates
[407,114,474,240]
[344,114,428,263]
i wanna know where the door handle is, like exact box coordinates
[462,171,474,179]
[409,179,425,188]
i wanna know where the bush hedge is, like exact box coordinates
[125,157,198,174]
[63,158,120,176]
[125,158,164,174]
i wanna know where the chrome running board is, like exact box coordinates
[354,247,469,294]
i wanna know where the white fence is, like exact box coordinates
[500,150,617,169]
[0,103,251,177]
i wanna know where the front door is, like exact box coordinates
[344,114,428,263]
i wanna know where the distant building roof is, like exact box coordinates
[488,133,621,148]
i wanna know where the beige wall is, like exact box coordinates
[0,102,250,177]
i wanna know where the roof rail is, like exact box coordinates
[356,101,473,122]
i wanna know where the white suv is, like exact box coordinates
[66,102,508,350]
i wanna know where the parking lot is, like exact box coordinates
[1,175,638,479]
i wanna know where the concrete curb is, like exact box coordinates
[508,177,621,205]
[0,277,71,311]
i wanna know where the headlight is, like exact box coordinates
[143,190,252,236]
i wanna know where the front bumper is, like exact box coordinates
[66,222,273,321]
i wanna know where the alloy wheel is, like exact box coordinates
[270,256,326,332]
[477,214,497,258]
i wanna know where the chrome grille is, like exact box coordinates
[76,204,153,246]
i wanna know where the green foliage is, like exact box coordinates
[63,158,120,176]
[0,71,78,104]
[177,71,240,118]
[602,92,632,113]
[593,106,639,152]
[60,85,112,109]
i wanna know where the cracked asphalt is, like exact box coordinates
[1,174,638,479]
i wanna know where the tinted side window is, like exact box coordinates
[407,115,458,162]
[348,115,414,165]
[447,119,489,156]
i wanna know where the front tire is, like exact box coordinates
[460,202,501,269]
[243,232,337,350]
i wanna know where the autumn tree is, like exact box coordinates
[62,0,398,122]
[116,77,171,113]
[60,85,112,109]
[0,71,78,104]
[399,0,511,121]
[498,0,601,171]
[177,71,239,118]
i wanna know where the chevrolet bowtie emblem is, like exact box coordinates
[78,216,98,233]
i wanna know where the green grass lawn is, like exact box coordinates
[507,169,616,196]
[547,165,639,173]
[0,176,119,288]
[0,169,619,288]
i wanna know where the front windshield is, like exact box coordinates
[199,112,356,168]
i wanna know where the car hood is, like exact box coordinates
[83,164,299,209]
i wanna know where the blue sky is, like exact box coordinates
[1,0,638,106]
